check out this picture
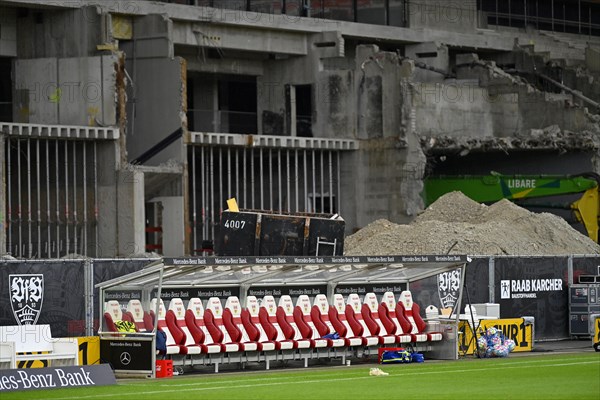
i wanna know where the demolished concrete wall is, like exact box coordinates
[15,6,104,59]
[13,55,119,127]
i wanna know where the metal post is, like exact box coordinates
[336,152,341,215]
[56,141,61,257]
[303,150,307,212]
[36,140,41,258]
[192,146,197,253]
[210,147,215,240]
[328,151,333,213]
[201,146,206,242]
[27,139,32,257]
[227,147,231,198]
[260,148,264,210]
[64,140,70,256]
[93,141,99,257]
[320,151,324,213]
[243,149,247,208]
[311,150,316,212]
[269,148,273,210]
[235,148,239,204]
[286,150,290,213]
[73,141,78,255]
[251,148,255,209]
[278,149,282,212]
[294,149,299,212]
[46,140,51,257]
[82,141,88,257]
[17,139,22,257]
[489,257,495,302]
[218,147,223,215]
[7,137,11,255]
[84,258,94,336]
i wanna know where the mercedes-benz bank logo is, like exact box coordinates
[120,352,132,365]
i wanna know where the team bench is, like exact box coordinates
[0,324,79,369]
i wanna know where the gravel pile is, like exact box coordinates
[344,191,600,256]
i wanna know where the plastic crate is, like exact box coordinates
[156,359,173,378]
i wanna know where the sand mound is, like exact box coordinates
[344,191,600,256]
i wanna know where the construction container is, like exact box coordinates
[216,210,345,256]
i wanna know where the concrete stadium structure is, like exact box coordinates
[0,0,599,258]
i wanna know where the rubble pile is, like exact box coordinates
[344,191,600,256]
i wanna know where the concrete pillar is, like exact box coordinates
[116,169,146,256]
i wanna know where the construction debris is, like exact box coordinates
[344,191,600,256]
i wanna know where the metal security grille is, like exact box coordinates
[188,133,358,255]
[4,137,99,258]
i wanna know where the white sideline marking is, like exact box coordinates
[40,359,600,400]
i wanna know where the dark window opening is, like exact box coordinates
[295,85,312,138]
[0,58,13,122]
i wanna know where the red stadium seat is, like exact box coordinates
[167,298,202,354]
[125,299,153,332]
[204,297,241,352]
[294,295,330,348]
[223,296,260,352]
[258,296,296,350]
[363,293,409,344]
[345,294,380,347]
[184,297,222,354]
[331,294,367,347]
[310,295,346,348]
[243,296,277,352]
[149,298,187,355]
[104,300,128,332]
[377,292,413,344]
[277,295,312,349]
[397,291,441,342]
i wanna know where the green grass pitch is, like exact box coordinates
[3,352,599,400]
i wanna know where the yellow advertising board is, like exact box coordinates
[17,336,100,368]
[459,318,533,356]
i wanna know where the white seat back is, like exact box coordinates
[313,294,335,332]
[278,295,302,340]
[347,293,373,336]
[399,290,419,334]
[225,296,250,341]
[364,292,387,333]
[105,300,123,321]
[206,297,233,343]
[187,297,214,343]
[296,295,319,339]
[262,295,286,340]
[246,295,269,342]
[332,294,355,336]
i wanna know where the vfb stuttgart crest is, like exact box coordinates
[437,269,461,309]
[10,274,44,325]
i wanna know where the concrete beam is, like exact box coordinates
[172,22,307,56]
[185,57,264,76]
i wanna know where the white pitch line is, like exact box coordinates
[122,355,598,388]
[39,359,600,400]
